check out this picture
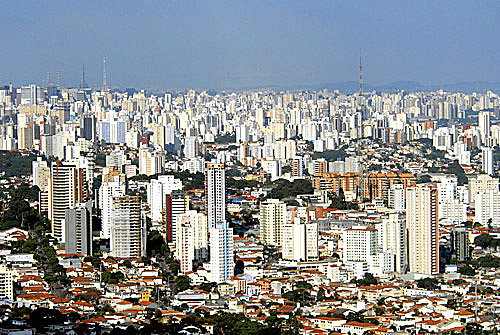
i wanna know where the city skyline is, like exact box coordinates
[0,1,499,89]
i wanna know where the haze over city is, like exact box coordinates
[1,0,500,89]
[1,1,500,335]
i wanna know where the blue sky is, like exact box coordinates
[0,0,499,89]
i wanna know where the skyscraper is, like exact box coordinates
[210,221,234,283]
[65,201,92,256]
[147,175,183,223]
[388,184,405,211]
[175,210,209,273]
[479,111,491,143]
[406,184,439,275]
[48,162,88,242]
[475,189,500,227]
[205,163,226,228]
[482,147,494,176]
[377,213,408,273]
[451,227,470,262]
[99,177,126,239]
[259,199,287,246]
[110,196,146,258]
[164,190,188,243]
[282,218,318,262]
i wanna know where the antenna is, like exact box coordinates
[103,53,107,91]
[359,48,363,96]
[81,63,87,89]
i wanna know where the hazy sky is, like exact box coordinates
[1,0,499,89]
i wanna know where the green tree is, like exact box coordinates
[474,233,494,249]
[175,276,191,292]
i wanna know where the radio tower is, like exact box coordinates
[80,63,88,89]
[359,48,363,96]
[102,53,107,91]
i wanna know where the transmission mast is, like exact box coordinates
[103,53,107,91]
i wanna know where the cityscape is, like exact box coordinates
[1,1,500,335]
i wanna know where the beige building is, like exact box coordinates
[406,184,439,275]
[259,199,287,246]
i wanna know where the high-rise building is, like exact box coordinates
[80,115,96,141]
[65,201,92,256]
[282,218,318,262]
[388,184,405,211]
[175,218,194,274]
[0,264,13,301]
[291,157,304,177]
[205,163,226,228]
[259,199,287,246]
[468,174,499,207]
[479,111,491,143]
[110,196,146,258]
[147,175,183,223]
[343,226,378,263]
[164,190,188,243]
[475,189,500,227]
[48,162,88,242]
[175,210,209,273]
[451,227,470,262]
[32,158,50,190]
[482,147,494,176]
[99,177,126,238]
[377,213,408,273]
[184,136,199,158]
[210,221,234,283]
[438,199,467,224]
[406,184,439,275]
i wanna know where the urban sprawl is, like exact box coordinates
[0,83,498,334]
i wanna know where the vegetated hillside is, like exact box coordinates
[0,151,38,178]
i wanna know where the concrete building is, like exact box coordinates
[406,184,439,275]
[147,175,183,223]
[205,163,226,228]
[48,162,88,242]
[0,264,13,301]
[99,177,126,239]
[210,221,234,283]
[64,201,92,256]
[475,189,500,227]
[175,210,209,274]
[110,196,146,258]
[259,199,287,246]
[282,218,318,262]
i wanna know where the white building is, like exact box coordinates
[147,175,183,223]
[110,196,146,258]
[377,213,407,273]
[475,189,500,227]
[99,178,126,238]
[205,163,226,228]
[210,221,234,283]
[0,264,13,301]
[175,210,209,274]
[438,199,467,224]
[282,218,318,262]
[388,184,405,211]
[482,147,494,176]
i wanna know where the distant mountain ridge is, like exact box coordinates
[146,81,500,94]
[286,80,500,94]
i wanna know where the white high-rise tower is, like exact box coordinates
[205,163,226,228]
[210,221,234,283]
